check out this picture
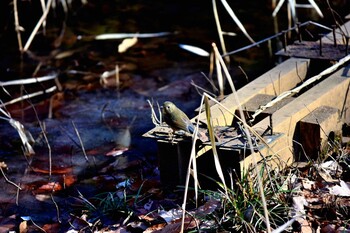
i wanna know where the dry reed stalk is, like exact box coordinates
[214,48,224,98]
[0,86,57,108]
[220,0,256,44]
[0,74,57,86]
[72,121,89,162]
[204,95,228,195]
[39,121,52,178]
[115,64,120,98]
[213,42,272,232]
[23,0,54,52]
[147,99,162,127]
[180,91,277,232]
[180,95,203,233]
[212,0,230,65]
[39,0,47,34]
[13,0,23,51]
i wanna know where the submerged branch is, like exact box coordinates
[0,163,22,190]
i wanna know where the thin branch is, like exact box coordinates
[72,121,89,162]
[51,194,61,223]
[0,165,22,190]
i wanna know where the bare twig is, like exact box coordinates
[190,79,216,97]
[39,121,52,178]
[0,164,22,190]
[51,194,61,223]
[147,99,162,126]
[72,121,89,161]
[29,218,47,232]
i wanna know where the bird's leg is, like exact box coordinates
[168,130,175,144]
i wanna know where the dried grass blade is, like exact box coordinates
[23,0,53,51]
[179,44,210,57]
[95,32,172,40]
[272,0,286,17]
[9,119,35,156]
[0,74,57,87]
[220,0,256,44]
[307,0,323,17]
[0,86,57,108]
[204,95,227,195]
[212,0,230,64]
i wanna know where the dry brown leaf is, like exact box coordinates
[19,220,28,233]
[144,223,167,233]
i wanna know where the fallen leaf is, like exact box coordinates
[106,147,129,157]
[179,44,210,57]
[144,223,167,233]
[153,217,197,233]
[37,182,62,192]
[118,37,138,53]
[195,199,220,218]
[19,220,28,233]
[159,209,183,223]
[328,180,350,196]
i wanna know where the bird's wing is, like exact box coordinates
[183,117,195,134]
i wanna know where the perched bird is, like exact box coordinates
[162,101,196,136]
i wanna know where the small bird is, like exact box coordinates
[162,101,196,136]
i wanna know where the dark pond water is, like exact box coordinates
[0,0,349,231]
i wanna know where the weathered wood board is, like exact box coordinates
[144,19,350,185]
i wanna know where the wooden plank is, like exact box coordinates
[144,19,350,185]
[196,58,310,127]
[298,106,341,161]
[241,94,295,124]
[157,140,192,187]
[241,65,350,171]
